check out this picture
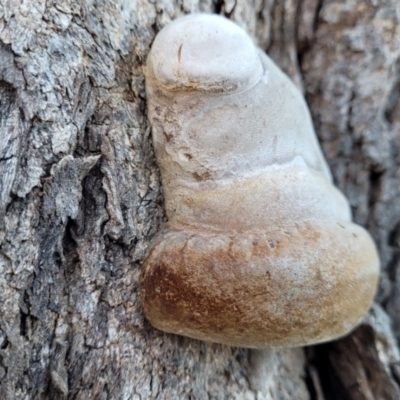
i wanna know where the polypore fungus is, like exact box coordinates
[140,14,380,348]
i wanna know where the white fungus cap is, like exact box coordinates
[145,15,340,230]
[147,14,263,92]
[141,14,380,349]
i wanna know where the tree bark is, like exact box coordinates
[0,0,399,399]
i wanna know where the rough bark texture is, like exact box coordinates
[0,0,399,399]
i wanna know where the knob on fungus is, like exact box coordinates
[140,14,380,348]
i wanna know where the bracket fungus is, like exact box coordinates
[140,14,380,348]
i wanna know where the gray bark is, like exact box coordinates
[0,0,399,399]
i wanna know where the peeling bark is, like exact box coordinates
[0,0,399,399]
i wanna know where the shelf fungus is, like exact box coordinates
[140,14,380,348]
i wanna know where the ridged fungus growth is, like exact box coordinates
[140,14,380,348]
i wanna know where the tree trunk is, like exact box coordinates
[1,0,399,399]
